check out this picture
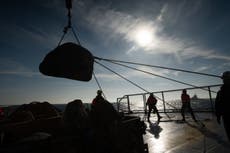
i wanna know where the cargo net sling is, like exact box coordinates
[39,0,94,82]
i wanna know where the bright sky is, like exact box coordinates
[0,0,229,105]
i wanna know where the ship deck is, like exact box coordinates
[1,111,230,153]
[142,112,230,153]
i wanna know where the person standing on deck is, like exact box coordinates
[146,93,162,122]
[91,89,118,128]
[181,89,197,122]
[215,71,230,141]
[92,90,105,105]
[0,107,4,120]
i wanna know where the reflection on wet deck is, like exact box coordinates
[143,113,230,153]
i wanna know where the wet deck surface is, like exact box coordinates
[141,113,230,153]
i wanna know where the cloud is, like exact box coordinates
[1,24,59,50]
[0,71,40,77]
[223,62,230,67]
[205,54,230,61]
[95,73,120,80]
[0,58,40,77]
[180,46,230,61]
[75,0,230,62]
[156,3,168,22]
[94,63,171,81]
[16,25,59,48]
[194,66,210,72]
[118,65,171,79]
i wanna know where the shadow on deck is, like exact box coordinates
[142,112,230,153]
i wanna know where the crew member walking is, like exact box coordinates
[181,89,197,122]
[146,93,162,122]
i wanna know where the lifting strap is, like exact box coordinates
[58,0,81,46]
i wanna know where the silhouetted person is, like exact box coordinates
[181,89,197,122]
[146,93,162,122]
[92,90,105,105]
[90,90,119,153]
[0,106,4,120]
[215,71,230,141]
[91,90,118,129]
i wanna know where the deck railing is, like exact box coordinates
[116,84,222,114]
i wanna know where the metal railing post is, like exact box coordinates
[116,98,120,111]
[208,86,214,112]
[127,96,131,113]
[143,94,147,114]
[117,84,221,113]
[161,91,166,113]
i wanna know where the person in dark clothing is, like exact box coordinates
[181,89,197,122]
[215,71,230,141]
[90,90,119,153]
[0,107,4,120]
[91,90,118,129]
[146,93,162,122]
[92,90,105,105]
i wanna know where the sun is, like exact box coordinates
[135,28,153,47]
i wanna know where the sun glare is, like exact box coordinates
[135,28,153,47]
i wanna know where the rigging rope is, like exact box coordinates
[95,61,149,93]
[58,30,67,46]
[94,56,221,78]
[95,60,178,110]
[93,71,107,100]
[71,26,81,45]
[104,60,217,94]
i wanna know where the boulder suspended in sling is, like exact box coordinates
[39,42,94,81]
